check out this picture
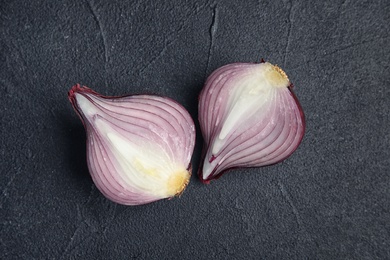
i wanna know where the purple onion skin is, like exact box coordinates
[68,84,195,205]
[198,62,306,183]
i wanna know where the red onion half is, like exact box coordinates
[68,85,195,205]
[198,62,305,183]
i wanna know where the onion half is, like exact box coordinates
[198,62,305,182]
[68,85,195,205]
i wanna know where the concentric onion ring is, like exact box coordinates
[68,85,195,205]
[198,62,305,182]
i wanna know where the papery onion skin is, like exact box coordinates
[198,61,305,183]
[68,84,195,205]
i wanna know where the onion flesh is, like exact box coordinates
[198,62,305,182]
[68,85,195,205]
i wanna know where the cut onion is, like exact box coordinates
[198,61,305,182]
[68,85,195,205]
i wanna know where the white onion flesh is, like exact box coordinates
[198,62,305,182]
[68,85,195,205]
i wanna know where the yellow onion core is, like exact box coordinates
[264,63,290,88]
[167,170,191,196]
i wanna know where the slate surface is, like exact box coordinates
[1,0,389,259]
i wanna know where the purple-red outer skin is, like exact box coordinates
[68,84,96,128]
[68,84,194,203]
[197,77,306,183]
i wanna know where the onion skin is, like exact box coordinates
[198,62,305,183]
[68,84,195,205]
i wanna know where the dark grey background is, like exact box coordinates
[1,0,389,259]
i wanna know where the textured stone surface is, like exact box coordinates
[1,0,389,259]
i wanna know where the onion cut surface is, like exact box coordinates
[68,85,195,205]
[198,62,305,182]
